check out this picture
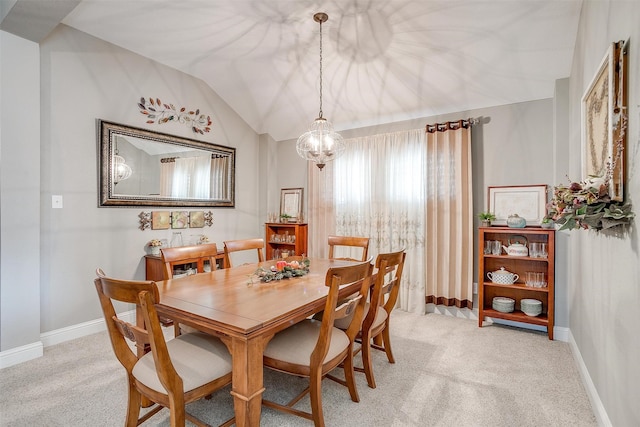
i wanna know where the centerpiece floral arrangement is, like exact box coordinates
[547,113,634,231]
[254,258,310,283]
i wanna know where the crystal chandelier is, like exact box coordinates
[112,139,132,184]
[296,12,345,170]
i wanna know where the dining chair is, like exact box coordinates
[327,235,370,262]
[94,274,233,427]
[160,243,219,279]
[160,243,220,335]
[262,259,373,427]
[223,238,264,268]
[334,249,406,389]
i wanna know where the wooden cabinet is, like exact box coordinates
[265,223,308,260]
[144,247,226,281]
[478,226,555,340]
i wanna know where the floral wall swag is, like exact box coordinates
[138,97,212,134]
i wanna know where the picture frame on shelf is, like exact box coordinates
[280,188,303,222]
[581,40,627,202]
[488,185,547,226]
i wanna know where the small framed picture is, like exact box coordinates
[189,211,205,228]
[280,188,303,222]
[171,211,189,229]
[151,211,170,230]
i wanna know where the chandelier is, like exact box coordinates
[296,12,345,170]
[112,138,132,184]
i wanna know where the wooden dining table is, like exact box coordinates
[153,257,363,427]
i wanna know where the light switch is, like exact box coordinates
[52,195,63,209]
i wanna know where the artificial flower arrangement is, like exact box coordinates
[254,258,310,283]
[547,113,634,231]
[148,239,163,247]
[198,235,210,244]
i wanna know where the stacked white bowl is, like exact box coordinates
[492,297,515,313]
[520,298,542,316]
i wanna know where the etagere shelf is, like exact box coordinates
[265,222,308,260]
[478,226,555,340]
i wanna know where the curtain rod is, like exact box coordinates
[425,117,479,133]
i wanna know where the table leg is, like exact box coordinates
[229,336,268,427]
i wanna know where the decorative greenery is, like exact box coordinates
[280,213,292,220]
[478,212,496,221]
[548,113,634,231]
[254,258,310,283]
[138,97,212,134]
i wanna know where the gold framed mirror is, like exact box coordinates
[98,119,235,207]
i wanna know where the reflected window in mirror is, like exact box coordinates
[98,120,235,207]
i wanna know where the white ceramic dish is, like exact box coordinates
[492,297,515,313]
[520,298,542,316]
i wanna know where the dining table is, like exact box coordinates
[153,257,363,427]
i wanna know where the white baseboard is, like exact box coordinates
[0,341,43,369]
[426,304,569,342]
[568,331,611,427]
[0,310,135,369]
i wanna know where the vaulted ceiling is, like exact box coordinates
[2,0,582,141]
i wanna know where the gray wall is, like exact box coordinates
[566,1,640,426]
[0,31,42,353]
[1,23,263,353]
[277,99,564,327]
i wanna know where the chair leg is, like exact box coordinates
[125,379,142,427]
[342,346,361,401]
[309,370,325,427]
[360,332,376,389]
[168,393,186,427]
[381,324,395,363]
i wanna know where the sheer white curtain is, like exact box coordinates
[307,123,473,314]
[159,159,175,197]
[309,129,427,313]
[171,155,211,199]
[210,156,228,200]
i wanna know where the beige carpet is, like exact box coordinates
[0,311,596,426]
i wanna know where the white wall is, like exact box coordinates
[277,99,565,326]
[0,31,42,357]
[30,24,259,338]
[567,1,640,426]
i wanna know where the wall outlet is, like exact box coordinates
[52,195,63,209]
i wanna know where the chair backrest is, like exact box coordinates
[311,259,373,367]
[368,250,406,322]
[94,275,166,375]
[327,235,370,262]
[223,238,265,268]
[159,243,219,279]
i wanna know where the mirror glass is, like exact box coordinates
[98,120,235,207]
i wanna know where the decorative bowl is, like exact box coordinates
[492,297,515,313]
[520,298,542,316]
[507,214,527,228]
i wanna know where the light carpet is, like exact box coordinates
[0,311,597,426]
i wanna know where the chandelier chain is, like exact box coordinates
[318,17,323,119]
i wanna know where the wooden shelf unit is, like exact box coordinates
[478,226,555,340]
[265,223,308,260]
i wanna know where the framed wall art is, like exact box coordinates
[151,211,170,230]
[581,40,627,202]
[488,185,548,226]
[280,188,303,222]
